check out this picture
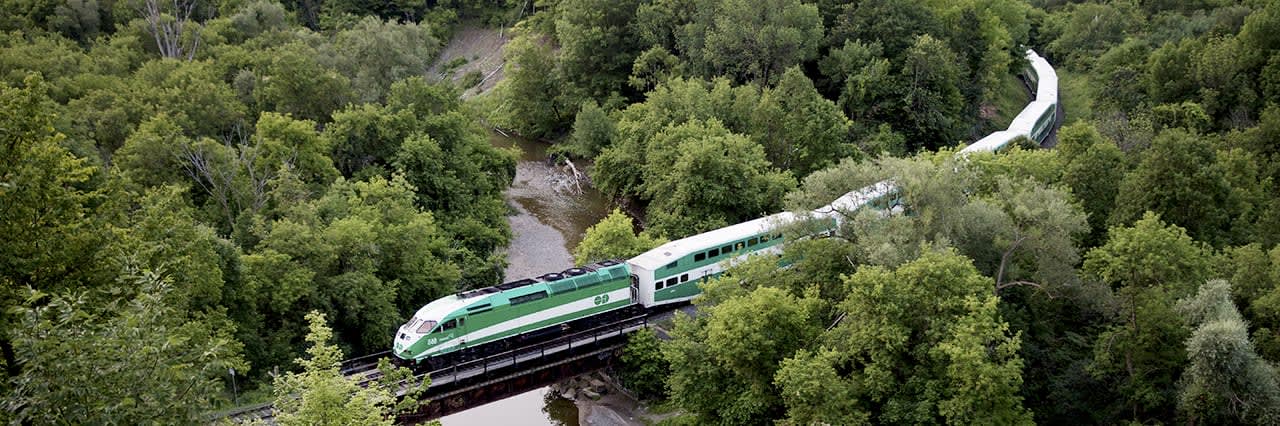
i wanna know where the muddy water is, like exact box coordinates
[438,133,611,426]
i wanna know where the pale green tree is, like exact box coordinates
[272,311,431,425]
[573,209,664,265]
[327,16,440,103]
[1176,280,1280,425]
[700,0,823,83]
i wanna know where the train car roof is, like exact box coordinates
[630,211,798,270]
[1026,50,1058,104]
[815,180,897,214]
[960,130,1021,154]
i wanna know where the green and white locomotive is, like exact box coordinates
[393,260,634,363]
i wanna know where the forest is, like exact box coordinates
[1,0,1279,424]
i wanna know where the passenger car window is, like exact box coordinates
[666,277,678,287]
[695,253,706,262]
[709,248,719,257]
[721,245,732,254]
[680,274,688,282]
[748,237,758,246]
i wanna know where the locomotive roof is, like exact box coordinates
[410,294,472,322]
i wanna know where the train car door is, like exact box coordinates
[630,274,638,304]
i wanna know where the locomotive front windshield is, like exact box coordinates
[415,320,437,333]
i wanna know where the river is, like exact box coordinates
[438,133,611,425]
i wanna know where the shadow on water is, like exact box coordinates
[437,133,610,426]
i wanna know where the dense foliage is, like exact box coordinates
[6,0,1280,423]
[0,0,514,414]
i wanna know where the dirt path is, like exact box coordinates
[427,26,510,98]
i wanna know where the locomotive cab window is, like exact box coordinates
[440,319,457,331]
[416,320,437,333]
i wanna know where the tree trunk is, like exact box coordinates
[1,334,19,378]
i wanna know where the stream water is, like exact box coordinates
[438,133,611,426]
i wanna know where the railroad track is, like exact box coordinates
[212,314,652,423]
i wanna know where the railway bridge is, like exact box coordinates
[218,309,685,423]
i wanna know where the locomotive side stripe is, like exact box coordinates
[420,287,632,357]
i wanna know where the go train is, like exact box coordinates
[392,49,1059,366]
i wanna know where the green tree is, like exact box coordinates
[774,349,867,425]
[241,175,460,369]
[618,328,668,400]
[665,286,817,424]
[1176,280,1280,425]
[1057,122,1127,246]
[573,209,664,265]
[1110,129,1235,246]
[699,0,823,83]
[1041,1,1145,68]
[5,269,246,424]
[896,34,966,150]
[494,33,566,138]
[328,16,440,103]
[1085,213,1212,423]
[828,0,940,61]
[253,112,339,188]
[553,0,642,102]
[552,100,615,159]
[816,248,1032,424]
[131,59,247,138]
[749,67,854,176]
[107,186,229,312]
[113,113,192,189]
[252,42,354,123]
[273,311,431,425]
[1223,244,1280,362]
[0,77,110,379]
[641,119,796,237]
[326,103,414,177]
